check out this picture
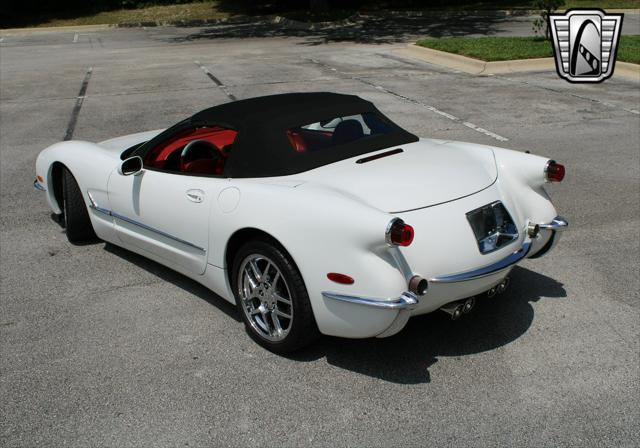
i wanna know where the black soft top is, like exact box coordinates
[137,92,418,178]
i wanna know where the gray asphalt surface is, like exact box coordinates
[1,24,639,447]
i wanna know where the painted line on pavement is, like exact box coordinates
[64,67,92,141]
[305,58,509,142]
[194,61,237,101]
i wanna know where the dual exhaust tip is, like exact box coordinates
[486,276,510,298]
[441,297,476,320]
[440,277,510,320]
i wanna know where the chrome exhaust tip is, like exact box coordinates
[462,297,476,314]
[440,302,464,320]
[408,275,429,296]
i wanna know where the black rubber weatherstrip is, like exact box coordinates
[64,67,92,141]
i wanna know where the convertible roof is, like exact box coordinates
[191,92,373,128]
[139,92,418,178]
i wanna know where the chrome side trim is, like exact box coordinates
[538,216,568,231]
[322,291,419,310]
[87,197,206,254]
[430,241,532,284]
[34,179,46,191]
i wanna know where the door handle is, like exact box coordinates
[186,189,204,203]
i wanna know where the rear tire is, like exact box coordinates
[231,239,319,354]
[62,167,97,244]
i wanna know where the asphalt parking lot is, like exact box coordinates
[1,24,639,447]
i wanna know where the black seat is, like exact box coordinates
[332,119,365,145]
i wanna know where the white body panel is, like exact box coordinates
[35,134,564,339]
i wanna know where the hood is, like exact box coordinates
[98,129,164,155]
[299,138,498,212]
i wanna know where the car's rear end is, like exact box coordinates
[310,139,567,338]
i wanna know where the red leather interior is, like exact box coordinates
[146,127,237,174]
[183,158,219,175]
[287,130,307,152]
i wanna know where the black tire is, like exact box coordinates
[62,167,97,244]
[231,238,319,354]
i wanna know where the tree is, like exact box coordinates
[532,0,566,40]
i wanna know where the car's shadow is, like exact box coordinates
[289,267,566,383]
[103,243,241,323]
[103,243,565,384]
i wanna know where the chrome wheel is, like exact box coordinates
[237,254,294,342]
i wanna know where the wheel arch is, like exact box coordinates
[224,227,303,288]
[48,161,67,215]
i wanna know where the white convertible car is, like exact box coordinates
[35,92,567,353]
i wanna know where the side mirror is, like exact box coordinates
[118,156,143,176]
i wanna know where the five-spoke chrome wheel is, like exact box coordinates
[237,254,294,341]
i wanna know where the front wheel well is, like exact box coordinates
[50,162,67,215]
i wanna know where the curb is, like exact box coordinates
[397,44,639,82]
[616,62,640,83]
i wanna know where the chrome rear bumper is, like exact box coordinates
[321,216,568,337]
[321,291,419,310]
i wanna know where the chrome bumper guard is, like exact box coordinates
[33,179,46,191]
[539,216,569,231]
[321,291,419,338]
[321,291,419,310]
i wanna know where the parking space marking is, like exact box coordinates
[64,67,92,141]
[194,61,237,101]
[306,58,509,142]
[73,33,79,43]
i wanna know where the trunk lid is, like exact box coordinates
[299,138,497,212]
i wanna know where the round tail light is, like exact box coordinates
[545,160,565,182]
[386,218,414,247]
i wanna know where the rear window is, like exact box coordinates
[286,112,394,153]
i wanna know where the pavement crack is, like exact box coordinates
[194,60,237,101]
[63,67,92,141]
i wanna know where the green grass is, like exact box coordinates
[33,2,230,27]
[416,35,640,64]
[416,37,553,61]
[4,0,638,29]
[619,35,640,64]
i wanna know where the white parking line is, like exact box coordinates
[73,33,79,43]
[306,58,509,142]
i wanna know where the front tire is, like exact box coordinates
[62,167,97,244]
[232,239,319,354]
